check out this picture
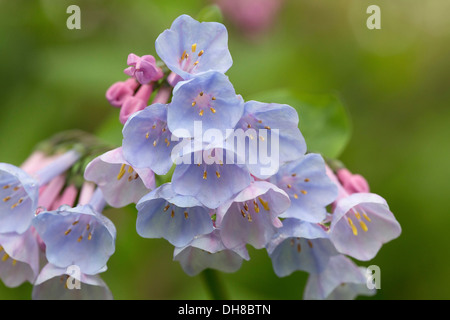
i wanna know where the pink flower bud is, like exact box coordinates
[124,54,164,84]
[337,168,370,194]
[106,78,138,108]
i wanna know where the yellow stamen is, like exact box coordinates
[300,190,307,195]
[199,110,204,116]
[117,164,126,180]
[216,171,220,178]
[258,197,270,211]
[145,132,149,139]
[354,211,361,220]
[247,213,252,222]
[86,224,90,231]
[210,107,216,114]
[128,175,133,182]
[77,236,83,242]
[241,209,246,218]
[152,124,156,129]
[198,50,204,56]
[13,187,20,191]
[3,196,11,202]
[254,202,260,213]
[11,203,19,209]
[259,136,265,141]
[163,205,170,212]
[128,166,134,173]
[287,184,291,189]
[162,127,166,132]
[247,124,251,128]
[249,134,254,140]
[244,203,249,211]
[347,218,358,236]
[192,101,196,107]
[72,221,79,226]
[2,253,9,262]
[0,246,3,252]
[359,220,369,232]
[304,178,310,182]
[258,120,262,124]
[134,173,139,180]
[193,61,199,66]
[203,171,207,180]
[184,211,189,219]
[290,239,295,246]
[308,240,313,248]
[199,91,204,96]
[297,243,301,253]
[181,50,187,60]
[294,194,299,199]
[363,213,372,222]
[292,173,297,177]
[3,185,10,189]
[153,140,157,147]
[12,259,17,266]
[88,232,92,240]
[171,210,175,218]
[191,43,197,52]
[165,138,170,147]
[264,126,271,130]
[64,229,72,236]
[211,96,216,100]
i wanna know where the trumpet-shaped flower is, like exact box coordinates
[229,100,306,179]
[155,14,232,80]
[328,192,401,261]
[122,103,178,175]
[84,147,155,208]
[32,263,113,300]
[173,229,249,276]
[0,228,40,287]
[136,183,214,247]
[168,71,244,140]
[32,189,116,275]
[0,163,39,234]
[267,219,338,277]
[171,148,251,209]
[269,153,337,223]
[216,181,290,250]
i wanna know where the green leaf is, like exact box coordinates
[248,89,352,158]
[196,5,223,23]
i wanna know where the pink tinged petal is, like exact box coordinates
[20,151,46,174]
[50,184,78,211]
[0,228,40,287]
[84,147,155,208]
[78,182,96,206]
[167,72,183,87]
[329,193,401,261]
[105,78,138,108]
[151,86,172,104]
[119,84,153,124]
[337,168,370,194]
[32,263,113,300]
[218,181,290,250]
[37,175,66,209]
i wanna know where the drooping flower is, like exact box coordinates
[328,192,401,261]
[124,54,164,85]
[173,229,249,276]
[32,263,113,300]
[136,183,214,247]
[105,78,139,108]
[216,180,290,250]
[84,147,155,208]
[228,100,306,178]
[269,153,338,223]
[0,228,40,287]
[168,71,244,140]
[155,14,232,80]
[303,255,375,300]
[32,189,116,275]
[266,219,338,277]
[0,150,80,234]
[171,147,251,209]
[122,103,178,175]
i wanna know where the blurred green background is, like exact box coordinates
[1,0,449,299]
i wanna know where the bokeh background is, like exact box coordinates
[1,0,449,299]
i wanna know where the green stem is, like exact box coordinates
[201,269,228,300]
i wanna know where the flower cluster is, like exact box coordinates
[0,14,401,300]
[100,14,402,299]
